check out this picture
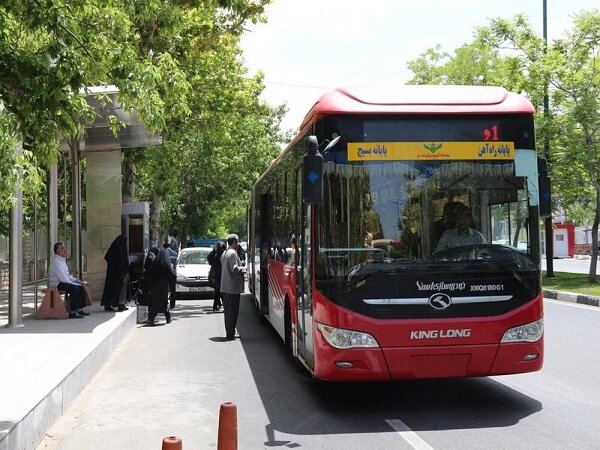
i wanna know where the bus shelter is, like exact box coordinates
[3,86,160,328]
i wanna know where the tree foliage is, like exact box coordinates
[1,0,284,244]
[117,0,283,243]
[0,0,187,207]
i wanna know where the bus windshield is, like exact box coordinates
[319,158,533,259]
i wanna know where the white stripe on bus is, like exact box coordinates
[363,295,512,305]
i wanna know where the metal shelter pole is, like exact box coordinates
[33,190,38,315]
[542,0,554,276]
[71,140,83,278]
[8,142,24,328]
[48,164,59,263]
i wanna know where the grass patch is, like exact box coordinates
[542,271,600,297]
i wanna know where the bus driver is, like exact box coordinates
[435,202,486,251]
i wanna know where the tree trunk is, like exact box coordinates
[588,189,600,283]
[587,127,598,284]
[122,152,136,203]
[150,190,161,247]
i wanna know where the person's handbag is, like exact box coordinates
[208,268,217,288]
[136,304,148,324]
[83,285,93,306]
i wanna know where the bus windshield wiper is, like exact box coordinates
[346,261,414,284]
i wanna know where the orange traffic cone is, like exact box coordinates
[162,436,182,450]
[217,402,237,450]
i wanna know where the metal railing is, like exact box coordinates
[0,277,48,324]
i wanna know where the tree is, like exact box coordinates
[122,1,284,243]
[478,11,600,280]
[1,1,279,246]
[544,10,600,279]
[0,0,191,208]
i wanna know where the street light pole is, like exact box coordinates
[543,0,555,276]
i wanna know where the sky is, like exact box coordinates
[240,0,598,132]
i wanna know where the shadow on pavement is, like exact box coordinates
[235,294,543,437]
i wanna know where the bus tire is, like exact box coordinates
[284,300,308,375]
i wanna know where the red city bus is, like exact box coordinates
[247,85,547,381]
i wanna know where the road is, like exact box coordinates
[37,294,600,450]
[542,257,600,274]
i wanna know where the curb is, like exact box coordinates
[543,289,600,307]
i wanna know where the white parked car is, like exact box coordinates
[175,247,213,296]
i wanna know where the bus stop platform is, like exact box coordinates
[0,303,136,450]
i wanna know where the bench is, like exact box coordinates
[37,287,69,319]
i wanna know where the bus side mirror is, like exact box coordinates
[303,135,324,203]
[538,158,552,218]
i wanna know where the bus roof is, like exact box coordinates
[300,85,535,130]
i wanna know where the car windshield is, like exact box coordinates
[178,250,210,265]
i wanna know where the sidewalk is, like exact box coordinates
[0,303,136,450]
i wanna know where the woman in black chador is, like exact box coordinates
[207,241,226,311]
[101,235,130,312]
[140,246,159,306]
[148,248,175,325]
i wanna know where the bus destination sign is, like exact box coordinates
[347,141,515,161]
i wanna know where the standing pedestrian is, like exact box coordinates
[169,232,180,254]
[101,235,130,312]
[220,234,245,340]
[236,240,246,264]
[147,248,175,325]
[141,246,159,306]
[207,241,226,311]
[163,241,178,309]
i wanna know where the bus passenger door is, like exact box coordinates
[295,168,313,370]
[259,193,270,315]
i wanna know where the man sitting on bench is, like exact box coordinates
[48,241,88,319]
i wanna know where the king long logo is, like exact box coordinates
[428,293,452,310]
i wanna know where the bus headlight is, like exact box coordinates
[501,319,543,343]
[317,323,379,349]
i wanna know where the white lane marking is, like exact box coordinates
[545,299,600,311]
[385,419,434,450]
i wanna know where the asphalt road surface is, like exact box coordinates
[543,257,600,274]
[37,294,600,450]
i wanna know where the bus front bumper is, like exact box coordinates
[312,333,543,381]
